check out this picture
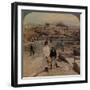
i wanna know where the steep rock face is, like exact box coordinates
[73,61,80,74]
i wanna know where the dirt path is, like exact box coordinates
[23,51,78,77]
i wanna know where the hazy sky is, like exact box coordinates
[23,12,80,26]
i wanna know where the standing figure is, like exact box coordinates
[60,40,64,52]
[30,44,35,56]
[50,47,59,69]
[43,41,50,72]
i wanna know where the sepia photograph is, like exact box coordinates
[22,11,80,77]
[11,2,87,87]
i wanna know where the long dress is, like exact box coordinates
[42,45,50,69]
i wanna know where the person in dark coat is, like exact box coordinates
[60,40,64,52]
[50,47,59,69]
[30,44,35,56]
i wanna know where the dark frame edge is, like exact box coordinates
[13,80,87,87]
[13,2,87,9]
[85,6,88,83]
[11,2,18,87]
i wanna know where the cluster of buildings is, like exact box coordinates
[23,23,80,42]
